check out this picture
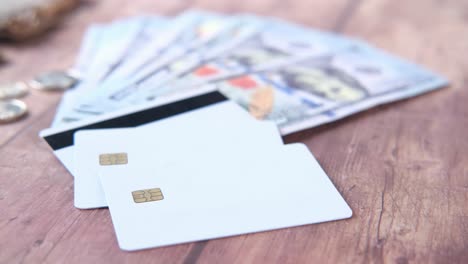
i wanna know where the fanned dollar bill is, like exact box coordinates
[51,10,447,135]
[212,42,447,134]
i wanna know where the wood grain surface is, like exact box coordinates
[1,0,467,263]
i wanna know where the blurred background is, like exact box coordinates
[1,0,463,84]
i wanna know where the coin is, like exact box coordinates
[0,99,28,123]
[0,81,29,100]
[29,70,78,91]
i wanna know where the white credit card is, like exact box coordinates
[39,87,233,174]
[98,143,352,251]
[73,106,282,209]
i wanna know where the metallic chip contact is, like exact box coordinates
[132,188,164,203]
[99,153,128,165]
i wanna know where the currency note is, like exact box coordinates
[211,42,448,134]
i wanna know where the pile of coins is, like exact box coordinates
[0,71,78,124]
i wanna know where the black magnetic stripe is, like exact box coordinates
[43,91,227,150]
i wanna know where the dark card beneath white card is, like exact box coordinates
[40,89,352,251]
[40,87,227,173]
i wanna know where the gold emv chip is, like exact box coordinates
[132,188,164,203]
[99,153,128,166]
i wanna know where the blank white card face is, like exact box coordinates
[73,101,282,209]
[98,143,352,251]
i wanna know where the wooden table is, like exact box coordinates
[1,0,467,263]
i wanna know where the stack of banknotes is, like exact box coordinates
[52,9,448,134]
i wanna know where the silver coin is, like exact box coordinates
[29,70,79,91]
[0,81,29,100]
[0,99,28,123]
